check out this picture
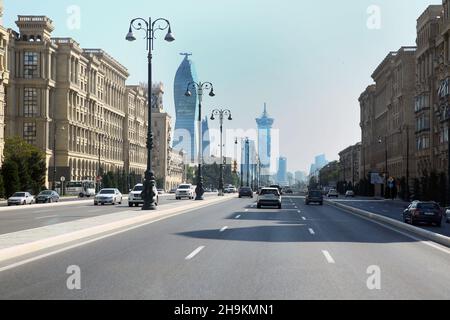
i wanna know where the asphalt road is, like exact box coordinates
[330,198,450,237]
[0,193,217,235]
[0,195,450,299]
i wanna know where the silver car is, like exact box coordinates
[94,188,123,206]
[7,192,35,206]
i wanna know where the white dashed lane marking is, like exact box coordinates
[185,246,205,260]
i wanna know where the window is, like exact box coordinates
[23,122,37,145]
[24,52,38,79]
[24,88,38,117]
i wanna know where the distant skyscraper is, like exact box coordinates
[202,116,210,157]
[173,53,198,163]
[256,103,274,184]
[309,154,329,177]
[277,157,288,186]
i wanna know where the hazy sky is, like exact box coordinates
[4,0,439,173]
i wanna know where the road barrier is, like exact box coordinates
[326,200,450,248]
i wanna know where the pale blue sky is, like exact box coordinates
[4,0,439,173]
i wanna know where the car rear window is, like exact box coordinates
[417,203,440,210]
[261,189,279,195]
[309,191,322,197]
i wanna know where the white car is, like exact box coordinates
[345,190,355,198]
[176,184,195,200]
[257,188,282,209]
[327,189,339,198]
[128,183,159,207]
[94,188,122,206]
[7,192,35,206]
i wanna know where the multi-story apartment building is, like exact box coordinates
[339,143,361,186]
[4,15,184,188]
[0,0,9,166]
[359,47,417,196]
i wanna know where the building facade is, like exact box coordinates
[4,15,183,189]
[339,143,361,186]
[0,0,9,166]
[359,47,417,196]
[173,53,198,164]
[276,157,288,186]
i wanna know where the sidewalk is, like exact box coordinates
[0,195,235,265]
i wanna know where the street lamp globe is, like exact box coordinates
[185,90,192,97]
[164,27,175,42]
[125,27,136,42]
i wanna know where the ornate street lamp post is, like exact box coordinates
[126,17,175,210]
[185,82,215,200]
[210,109,232,196]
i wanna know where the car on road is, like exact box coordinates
[239,187,254,198]
[128,184,159,207]
[345,190,355,198]
[270,185,283,195]
[305,190,323,205]
[327,189,339,198]
[403,201,443,227]
[7,192,35,206]
[94,188,123,206]
[35,190,60,203]
[169,188,177,194]
[257,187,282,209]
[176,184,195,200]
[446,207,450,223]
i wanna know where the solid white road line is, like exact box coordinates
[322,250,335,264]
[185,246,205,260]
[236,215,241,219]
[220,226,228,232]
[34,215,58,220]
[309,228,316,235]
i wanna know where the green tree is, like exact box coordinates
[2,137,46,194]
[2,160,20,198]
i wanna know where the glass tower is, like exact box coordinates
[256,103,274,184]
[173,53,199,163]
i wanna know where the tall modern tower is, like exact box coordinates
[256,103,274,185]
[277,157,288,186]
[202,116,211,157]
[173,53,199,163]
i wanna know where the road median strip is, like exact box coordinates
[326,200,450,248]
[0,195,235,264]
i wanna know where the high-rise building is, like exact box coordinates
[309,154,329,177]
[277,157,288,186]
[173,53,198,164]
[241,138,257,188]
[256,103,274,185]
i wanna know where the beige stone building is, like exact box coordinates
[359,47,417,196]
[151,82,184,191]
[0,0,9,166]
[4,15,184,189]
[339,143,361,187]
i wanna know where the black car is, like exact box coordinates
[270,185,283,195]
[403,201,443,227]
[35,190,60,203]
[239,187,254,198]
[305,190,323,205]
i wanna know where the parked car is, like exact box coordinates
[327,189,339,198]
[345,190,355,198]
[224,187,237,194]
[403,201,443,227]
[176,184,195,200]
[257,187,282,209]
[35,190,60,203]
[239,187,254,198]
[169,188,177,194]
[94,188,122,206]
[7,192,35,206]
[305,190,323,205]
[446,207,450,223]
[128,184,159,207]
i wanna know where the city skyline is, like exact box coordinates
[3,0,439,173]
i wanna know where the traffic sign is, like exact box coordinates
[60,176,66,182]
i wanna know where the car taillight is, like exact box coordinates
[413,209,420,217]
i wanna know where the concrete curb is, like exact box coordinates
[326,200,450,248]
[0,195,235,263]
